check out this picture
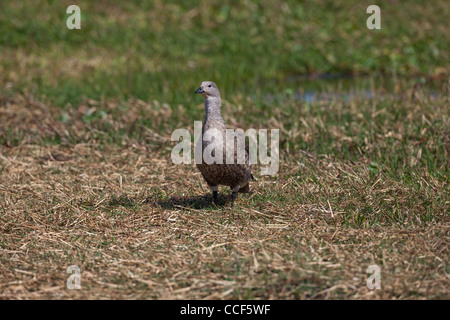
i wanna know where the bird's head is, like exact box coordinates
[195,81,220,99]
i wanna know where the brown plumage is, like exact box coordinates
[195,81,253,207]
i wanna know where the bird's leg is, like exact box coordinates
[231,191,237,208]
[230,185,240,208]
[209,185,219,205]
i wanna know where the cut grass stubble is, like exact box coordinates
[0,89,448,299]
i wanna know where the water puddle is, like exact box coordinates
[260,74,444,103]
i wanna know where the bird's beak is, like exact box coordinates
[195,87,204,94]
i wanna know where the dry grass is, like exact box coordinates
[0,92,448,299]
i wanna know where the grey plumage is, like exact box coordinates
[195,81,253,207]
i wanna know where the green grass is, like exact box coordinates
[1,0,449,106]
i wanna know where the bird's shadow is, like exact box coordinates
[149,193,229,210]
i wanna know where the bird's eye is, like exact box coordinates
[208,85,212,87]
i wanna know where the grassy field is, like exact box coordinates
[0,0,449,299]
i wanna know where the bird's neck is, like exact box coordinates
[204,97,222,121]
